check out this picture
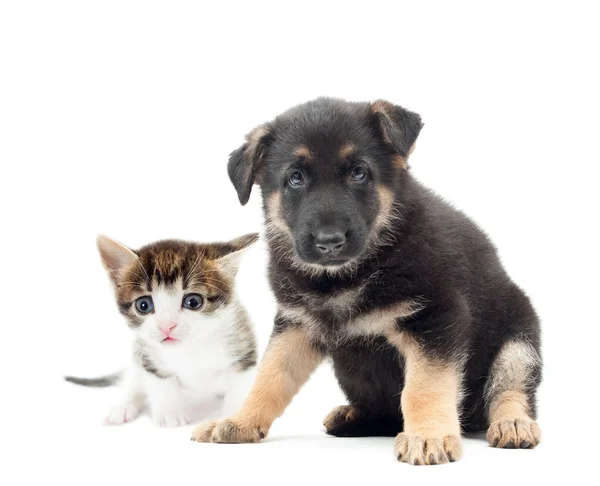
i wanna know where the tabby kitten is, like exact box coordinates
[65,233,259,427]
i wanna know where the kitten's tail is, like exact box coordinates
[64,372,122,387]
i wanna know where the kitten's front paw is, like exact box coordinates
[395,433,462,465]
[191,419,265,443]
[104,404,139,425]
[151,407,191,428]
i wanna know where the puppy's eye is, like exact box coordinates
[182,293,204,311]
[350,166,367,182]
[288,171,304,187]
[135,296,154,315]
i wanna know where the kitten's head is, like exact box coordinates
[96,234,258,345]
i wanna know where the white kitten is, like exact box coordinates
[66,234,259,427]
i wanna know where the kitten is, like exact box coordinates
[65,233,259,427]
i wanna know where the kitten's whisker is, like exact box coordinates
[203,278,232,288]
[134,258,151,283]
[117,280,146,288]
[188,272,231,289]
[197,282,226,294]
[186,255,204,282]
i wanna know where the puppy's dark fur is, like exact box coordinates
[227,98,541,444]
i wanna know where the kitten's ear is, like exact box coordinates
[228,124,274,205]
[213,233,259,276]
[371,100,423,168]
[96,235,138,279]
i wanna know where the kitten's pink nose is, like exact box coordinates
[159,322,177,336]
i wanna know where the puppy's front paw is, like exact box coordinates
[191,419,266,444]
[104,404,139,425]
[191,420,219,442]
[487,418,541,449]
[395,433,462,465]
[151,407,191,427]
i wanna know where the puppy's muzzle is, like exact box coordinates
[314,230,347,256]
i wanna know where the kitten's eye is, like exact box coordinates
[135,296,154,315]
[288,171,304,187]
[182,293,204,311]
[350,166,367,182]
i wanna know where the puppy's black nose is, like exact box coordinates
[315,231,346,254]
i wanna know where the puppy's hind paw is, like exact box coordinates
[323,405,360,433]
[487,418,541,449]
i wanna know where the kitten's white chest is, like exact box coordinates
[159,338,234,396]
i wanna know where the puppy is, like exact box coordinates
[191,98,542,465]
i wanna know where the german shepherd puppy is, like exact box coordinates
[191,98,542,465]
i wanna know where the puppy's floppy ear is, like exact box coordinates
[228,124,274,205]
[371,100,423,164]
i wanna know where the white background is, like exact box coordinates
[1,1,599,484]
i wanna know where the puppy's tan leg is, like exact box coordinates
[191,327,323,443]
[485,340,541,449]
[388,333,463,465]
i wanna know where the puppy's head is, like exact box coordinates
[228,98,422,272]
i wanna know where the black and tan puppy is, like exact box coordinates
[191,98,542,465]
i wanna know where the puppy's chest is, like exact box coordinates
[277,283,419,349]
